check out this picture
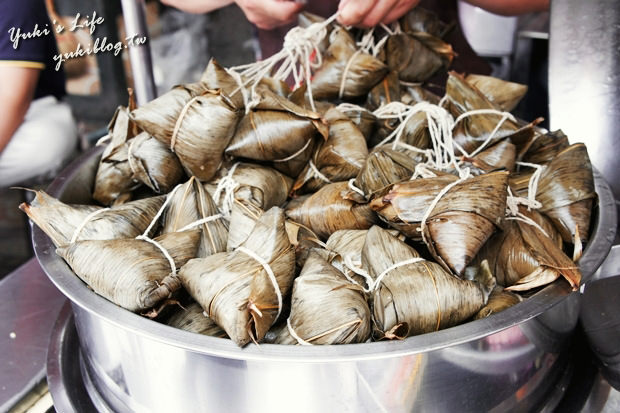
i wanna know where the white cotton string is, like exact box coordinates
[371,257,425,291]
[136,235,177,274]
[505,187,548,237]
[170,96,201,152]
[177,214,223,232]
[229,12,339,113]
[213,163,241,218]
[308,160,332,183]
[335,103,368,114]
[411,163,437,180]
[505,216,550,238]
[373,101,462,175]
[236,246,283,321]
[338,49,361,99]
[438,95,449,108]
[95,134,111,146]
[141,184,182,238]
[343,254,374,292]
[272,138,313,163]
[348,178,365,197]
[453,109,516,157]
[225,68,252,110]
[70,208,111,244]
[419,173,469,245]
[287,318,313,346]
[516,161,544,210]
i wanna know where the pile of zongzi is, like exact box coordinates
[22,8,595,347]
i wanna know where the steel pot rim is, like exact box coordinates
[32,146,617,363]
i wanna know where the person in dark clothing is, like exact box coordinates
[0,0,78,186]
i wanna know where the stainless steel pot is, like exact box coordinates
[34,147,617,413]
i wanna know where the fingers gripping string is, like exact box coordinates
[236,246,283,322]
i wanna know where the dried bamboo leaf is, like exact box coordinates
[132,84,241,181]
[465,74,528,112]
[226,198,263,251]
[277,251,371,345]
[162,177,228,257]
[311,28,388,100]
[516,144,595,242]
[130,82,207,143]
[166,302,227,337]
[293,108,368,194]
[179,207,295,346]
[226,200,323,269]
[285,182,379,240]
[462,139,516,173]
[200,58,245,109]
[209,162,293,211]
[477,207,562,287]
[93,106,141,205]
[473,286,522,320]
[515,216,581,290]
[367,71,401,111]
[354,146,420,199]
[370,171,508,275]
[20,191,165,247]
[127,131,184,194]
[446,72,519,155]
[225,89,328,177]
[362,226,485,338]
[339,106,377,142]
[56,230,200,312]
[521,129,570,165]
[385,33,452,82]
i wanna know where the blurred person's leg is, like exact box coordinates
[0,96,78,187]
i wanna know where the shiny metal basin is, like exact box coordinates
[34,147,617,413]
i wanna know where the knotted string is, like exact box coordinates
[213,163,241,218]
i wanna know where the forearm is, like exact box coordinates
[463,0,549,16]
[0,101,29,154]
[160,0,234,14]
[0,66,39,154]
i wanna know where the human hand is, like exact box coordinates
[337,0,421,27]
[235,0,305,29]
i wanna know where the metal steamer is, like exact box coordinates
[36,147,617,413]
